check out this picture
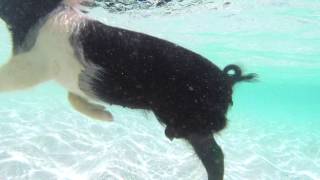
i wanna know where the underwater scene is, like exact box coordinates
[0,0,319,179]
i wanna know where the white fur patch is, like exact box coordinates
[1,5,102,103]
[40,7,89,98]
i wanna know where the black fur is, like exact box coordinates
[1,1,257,179]
[75,20,257,136]
[188,134,224,180]
[74,19,256,180]
[75,20,232,135]
[0,0,63,53]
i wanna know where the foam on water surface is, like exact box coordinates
[0,0,319,179]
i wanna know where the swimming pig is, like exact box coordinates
[0,0,256,179]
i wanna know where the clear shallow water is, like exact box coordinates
[0,0,320,179]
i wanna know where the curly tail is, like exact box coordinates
[223,64,257,85]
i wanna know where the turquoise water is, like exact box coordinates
[0,0,319,179]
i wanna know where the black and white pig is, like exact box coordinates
[0,0,257,179]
